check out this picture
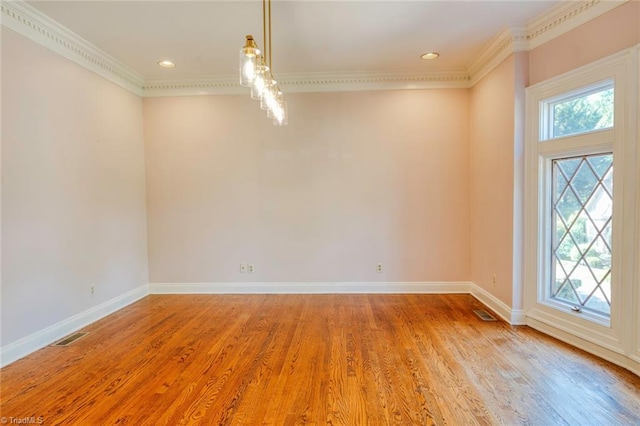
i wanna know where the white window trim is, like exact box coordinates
[524,46,639,373]
[633,44,640,366]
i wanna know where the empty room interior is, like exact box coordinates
[2,0,640,424]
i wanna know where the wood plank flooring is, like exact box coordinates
[1,294,640,425]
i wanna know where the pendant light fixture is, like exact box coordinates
[239,0,287,126]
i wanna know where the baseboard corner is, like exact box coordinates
[469,282,524,325]
[0,284,149,368]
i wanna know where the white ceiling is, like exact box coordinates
[27,1,562,81]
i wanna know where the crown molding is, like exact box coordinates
[279,71,471,92]
[466,0,628,85]
[1,0,145,95]
[143,71,471,97]
[526,0,628,50]
[1,0,629,96]
[143,77,243,97]
[468,26,528,86]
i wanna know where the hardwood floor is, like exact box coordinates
[1,294,640,425]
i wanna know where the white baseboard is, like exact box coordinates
[0,284,149,368]
[1,281,523,367]
[151,281,530,325]
[150,282,529,325]
[510,309,527,325]
[149,281,472,295]
[468,283,527,325]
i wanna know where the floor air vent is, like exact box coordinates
[52,332,88,346]
[473,309,497,322]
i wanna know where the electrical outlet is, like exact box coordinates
[91,285,95,296]
[492,274,497,287]
[376,263,383,273]
[248,264,254,274]
[240,263,247,273]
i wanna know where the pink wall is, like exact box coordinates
[144,90,470,284]
[469,54,527,307]
[529,1,640,85]
[1,28,149,345]
[470,1,638,309]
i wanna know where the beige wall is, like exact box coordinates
[529,1,640,85]
[144,90,470,284]
[2,1,634,350]
[469,53,527,307]
[1,28,148,345]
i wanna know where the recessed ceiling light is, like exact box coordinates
[157,60,176,68]
[421,52,440,60]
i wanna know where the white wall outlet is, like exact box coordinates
[239,263,247,273]
[91,285,95,296]
[492,274,497,287]
[248,264,254,274]
[376,263,383,273]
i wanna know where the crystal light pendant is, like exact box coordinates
[273,100,288,126]
[261,78,277,111]
[239,35,259,87]
[239,0,287,125]
[251,60,269,100]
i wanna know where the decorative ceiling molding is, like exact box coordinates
[1,0,145,95]
[467,26,528,87]
[526,0,628,50]
[143,71,472,97]
[466,0,628,86]
[280,71,472,92]
[143,77,241,97]
[1,0,629,97]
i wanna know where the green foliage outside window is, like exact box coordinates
[553,88,613,138]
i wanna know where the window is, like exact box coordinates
[550,153,612,315]
[525,49,637,356]
[533,80,617,324]
[541,82,614,141]
[536,81,616,325]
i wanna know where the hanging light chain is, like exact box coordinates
[268,0,272,70]
[263,0,268,68]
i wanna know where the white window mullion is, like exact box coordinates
[537,130,613,157]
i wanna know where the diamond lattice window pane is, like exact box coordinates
[572,161,599,203]
[588,155,612,178]
[555,187,581,227]
[585,186,612,231]
[553,259,567,284]
[568,212,592,257]
[602,220,612,251]
[550,153,613,316]
[554,279,581,304]
[554,172,569,203]
[603,168,613,195]
[553,222,570,259]
[584,279,611,315]
[557,157,581,176]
